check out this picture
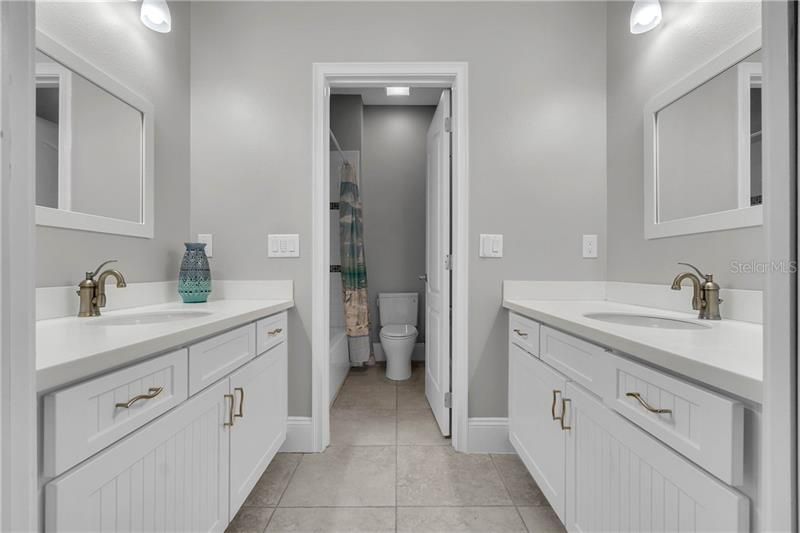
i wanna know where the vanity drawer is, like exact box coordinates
[539,326,611,396]
[509,313,540,356]
[605,352,744,485]
[43,349,188,477]
[256,311,288,355]
[189,324,256,395]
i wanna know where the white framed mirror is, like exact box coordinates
[643,30,762,239]
[35,31,155,239]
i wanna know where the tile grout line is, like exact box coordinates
[268,452,304,531]
[489,453,531,533]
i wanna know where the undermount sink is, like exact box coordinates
[89,310,213,326]
[583,312,710,330]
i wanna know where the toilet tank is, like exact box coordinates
[378,292,418,326]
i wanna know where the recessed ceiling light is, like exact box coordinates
[386,87,410,96]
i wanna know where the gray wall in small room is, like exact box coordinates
[330,95,363,151]
[35,1,191,287]
[606,1,764,291]
[362,105,435,344]
[190,1,607,418]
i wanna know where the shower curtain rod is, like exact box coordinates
[329,129,350,165]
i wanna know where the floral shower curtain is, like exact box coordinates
[339,161,372,364]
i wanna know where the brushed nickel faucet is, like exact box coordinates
[670,262,722,320]
[77,260,128,317]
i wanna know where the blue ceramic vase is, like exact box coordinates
[178,242,211,303]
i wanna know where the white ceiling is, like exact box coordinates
[331,87,443,106]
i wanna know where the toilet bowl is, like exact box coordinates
[379,324,418,381]
[377,292,419,381]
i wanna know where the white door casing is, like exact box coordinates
[425,89,452,437]
[312,62,469,452]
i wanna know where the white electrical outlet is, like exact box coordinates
[268,234,300,258]
[198,234,213,257]
[582,234,598,258]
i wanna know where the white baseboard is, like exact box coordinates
[467,417,513,454]
[282,416,512,454]
[372,342,425,362]
[280,416,314,452]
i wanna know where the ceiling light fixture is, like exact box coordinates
[386,87,410,96]
[630,0,662,34]
[140,0,172,33]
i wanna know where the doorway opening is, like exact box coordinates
[311,63,469,453]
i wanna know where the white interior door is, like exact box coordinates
[425,89,452,436]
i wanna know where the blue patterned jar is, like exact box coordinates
[178,242,212,303]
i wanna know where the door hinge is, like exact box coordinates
[444,254,453,271]
[444,117,453,133]
[444,391,452,409]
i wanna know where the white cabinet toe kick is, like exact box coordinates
[508,312,758,533]
[41,311,289,533]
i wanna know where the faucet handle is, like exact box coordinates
[88,260,118,279]
[677,262,709,280]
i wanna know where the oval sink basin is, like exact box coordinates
[583,312,710,330]
[89,310,213,326]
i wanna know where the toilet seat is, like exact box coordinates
[380,324,417,338]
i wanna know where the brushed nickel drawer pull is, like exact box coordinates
[115,387,163,409]
[268,328,283,337]
[513,328,528,338]
[224,394,235,427]
[234,387,244,418]
[551,390,563,421]
[560,398,571,431]
[626,392,672,415]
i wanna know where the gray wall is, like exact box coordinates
[36,1,191,286]
[330,95,363,151]
[190,2,607,418]
[606,0,764,290]
[362,105,435,343]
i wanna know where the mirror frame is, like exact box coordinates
[643,29,762,240]
[35,30,155,239]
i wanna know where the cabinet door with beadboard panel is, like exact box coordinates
[564,382,749,533]
[508,343,568,521]
[46,379,231,533]
[228,340,288,518]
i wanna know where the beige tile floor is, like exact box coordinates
[226,364,565,533]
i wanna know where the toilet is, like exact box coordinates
[378,292,418,381]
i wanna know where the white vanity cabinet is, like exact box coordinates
[45,379,231,533]
[228,340,288,517]
[507,312,750,533]
[508,343,567,521]
[564,382,748,532]
[43,310,289,533]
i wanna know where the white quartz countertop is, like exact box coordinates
[37,299,294,393]
[503,298,763,403]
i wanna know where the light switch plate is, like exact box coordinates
[479,234,503,258]
[197,234,213,258]
[582,234,598,258]
[268,234,300,258]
